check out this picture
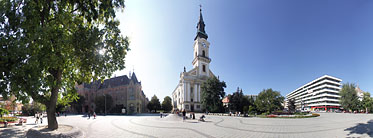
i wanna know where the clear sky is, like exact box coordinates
[114,0,373,101]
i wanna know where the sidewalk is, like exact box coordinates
[0,116,46,138]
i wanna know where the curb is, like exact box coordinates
[26,125,83,138]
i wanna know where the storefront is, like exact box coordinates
[311,106,340,112]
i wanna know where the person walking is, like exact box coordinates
[88,112,91,119]
[35,113,39,124]
[93,112,96,119]
[182,109,186,122]
[40,113,43,124]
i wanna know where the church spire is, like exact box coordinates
[195,5,208,40]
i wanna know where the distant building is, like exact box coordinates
[76,72,149,114]
[222,96,230,107]
[0,95,23,114]
[355,85,365,101]
[246,95,258,101]
[286,75,342,112]
[172,7,217,112]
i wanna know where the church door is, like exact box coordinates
[191,104,194,112]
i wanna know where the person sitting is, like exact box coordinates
[199,115,205,122]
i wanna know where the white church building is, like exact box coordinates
[172,8,216,112]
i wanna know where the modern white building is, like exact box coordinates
[171,7,216,112]
[286,75,342,112]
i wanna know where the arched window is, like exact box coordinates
[203,65,206,72]
[195,52,197,57]
[202,50,206,57]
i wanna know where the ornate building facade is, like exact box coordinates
[172,8,216,112]
[76,72,149,114]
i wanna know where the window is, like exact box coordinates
[185,105,189,109]
[202,50,206,57]
[129,88,135,100]
[202,65,206,72]
[195,52,197,57]
[196,105,200,109]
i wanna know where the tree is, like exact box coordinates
[201,76,226,113]
[361,92,373,113]
[1,0,129,129]
[94,94,113,114]
[21,102,46,116]
[288,98,296,113]
[70,95,86,114]
[162,96,172,113]
[0,108,9,118]
[230,87,251,113]
[255,89,284,114]
[339,83,360,112]
[147,95,161,113]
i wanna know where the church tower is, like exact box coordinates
[192,7,211,77]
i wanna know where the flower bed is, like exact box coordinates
[0,117,18,123]
[263,113,320,118]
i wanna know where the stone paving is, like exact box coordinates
[1,113,373,138]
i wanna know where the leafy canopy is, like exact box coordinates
[339,83,360,111]
[161,96,172,112]
[0,0,129,129]
[255,88,284,114]
[201,76,226,113]
[147,95,161,112]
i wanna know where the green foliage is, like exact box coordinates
[288,98,296,113]
[248,105,257,115]
[0,108,9,117]
[230,88,253,113]
[1,0,129,129]
[147,95,161,113]
[161,96,172,112]
[70,95,86,113]
[201,76,226,113]
[0,117,18,122]
[255,89,284,114]
[94,94,113,114]
[339,83,360,111]
[21,102,46,116]
[361,92,373,113]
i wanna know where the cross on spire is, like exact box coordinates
[195,4,208,40]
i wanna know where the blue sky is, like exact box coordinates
[114,0,373,100]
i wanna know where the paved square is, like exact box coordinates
[1,113,373,138]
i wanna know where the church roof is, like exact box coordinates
[194,7,208,40]
[83,73,140,89]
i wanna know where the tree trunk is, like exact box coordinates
[47,69,62,130]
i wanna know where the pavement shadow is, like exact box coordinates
[344,119,373,137]
[0,127,25,138]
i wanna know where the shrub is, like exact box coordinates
[0,117,18,123]
[0,108,9,117]
[312,113,320,117]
